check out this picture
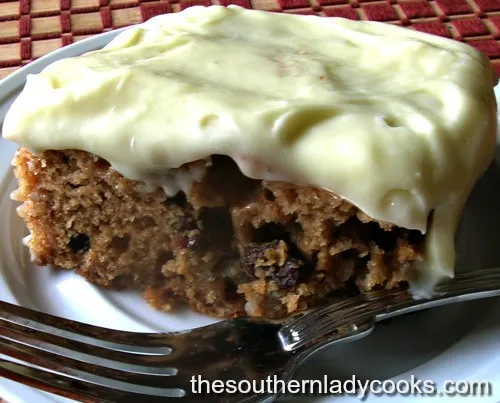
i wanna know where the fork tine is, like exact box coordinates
[1,317,277,402]
[0,302,280,377]
[1,356,251,403]
[0,318,175,369]
[0,358,182,403]
[0,333,194,396]
[0,309,242,370]
[1,358,97,403]
[0,326,184,388]
[0,300,179,352]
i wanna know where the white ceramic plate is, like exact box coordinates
[1,22,500,403]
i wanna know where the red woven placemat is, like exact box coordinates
[0,0,499,80]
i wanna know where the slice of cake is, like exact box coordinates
[2,6,497,318]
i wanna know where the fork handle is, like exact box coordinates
[278,267,500,352]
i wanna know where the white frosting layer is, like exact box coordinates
[3,6,497,293]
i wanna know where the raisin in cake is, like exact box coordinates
[3,6,497,318]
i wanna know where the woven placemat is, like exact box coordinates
[0,0,499,79]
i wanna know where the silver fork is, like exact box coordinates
[2,267,500,403]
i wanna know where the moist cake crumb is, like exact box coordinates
[13,148,424,318]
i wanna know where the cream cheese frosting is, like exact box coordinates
[2,6,498,294]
